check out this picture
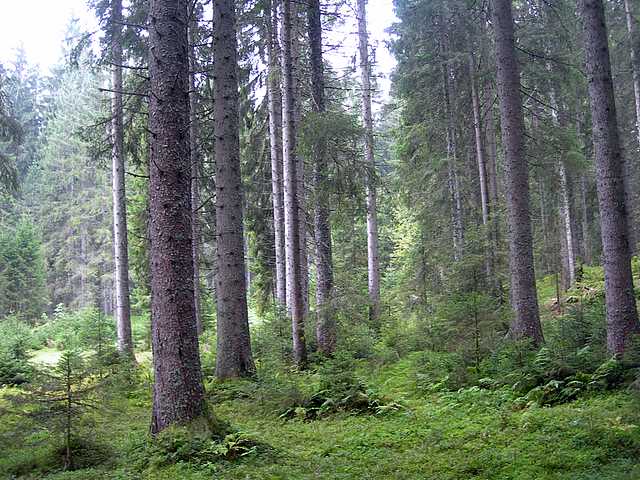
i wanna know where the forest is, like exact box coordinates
[0,0,639,478]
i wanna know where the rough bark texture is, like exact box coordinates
[580,0,640,355]
[188,17,203,336]
[492,0,543,345]
[357,0,381,324]
[213,0,255,379]
[266,0,287,307]
[149,0,206,434]
[308,0,335,356]
[282,0,307,367]
[111,0,134,357]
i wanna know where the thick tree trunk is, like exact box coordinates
[308,0,335,356]
[149,0,206,434]
[491,0,543,345]
[282,0,307,367]
[357,0,381,324]
[266,0,287,307]
[111,0,133,357]
[213,0,255,379]
[188,17,203,336]
[580,0,640,355]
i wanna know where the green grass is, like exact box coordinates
[1,353,639,480]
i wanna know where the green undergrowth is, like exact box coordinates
[1,351,638,480]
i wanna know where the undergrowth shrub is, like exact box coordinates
[0,317,35,385]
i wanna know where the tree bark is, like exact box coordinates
[491,0,543,345]
[149,0,206,434]
[580,0,640,355]
[624,0,639,254]
[111,0,133,357]
[282,0,306,367]
[579,174,592,264]
[213,0,255,379]
[357,0,381,324]
[308,0,335,356]
[266,0,287,307]
[188,15,203,336]
[469,52,494,283]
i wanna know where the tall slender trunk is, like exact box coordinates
[282,0,306,367]
[292,4,309,316]
[579,174,592,264]
[442,54,464,261]
[492,0,543,345]
[357,0,380,324]
[308,0,335,355]
[549,84,576,288]
[188,16,203,336]
[580,0,640,355]
[266,0,287,307]
[558,161,575,287]
[624,0,639,254]
[111,0,133,356]
[149,0,206,434]
[213,0,255,379]
[469,52,494,283]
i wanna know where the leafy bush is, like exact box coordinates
[0,317,35,385]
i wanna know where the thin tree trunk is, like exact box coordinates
[308,0,335,355]
[282,0,306,367]
[357,0,381,324]
[292,4,309,316]
[442,54,464,261]
[469,52,494,283]
[580,0,640,355]
[149,0,206,434]
[188,16,203,336]
[580,174,592,264]
[623,0,639,254]
[266,0,287,307]
[213,0,255,379]
[549,84,576,288]
[492,0,543,345]
[111,0,134,357]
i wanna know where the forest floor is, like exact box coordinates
[1,351,639,480]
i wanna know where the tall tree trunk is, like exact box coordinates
[492,0,543,345]
[213,0,255,379]
[282,0,306,367]
[357,0,381,324]
[149,0,206,434]
[292,4,309,316]
[624,0,639,254]
[549,84,576,288]
[558,161,576,287]
[580,0,640,355]
[469,52,494,283]
[579,174,592,264]
[111,0,133,357]
[188,16,203,336]
[266,0,287,307]
[442,55,464,261]
[308,0,335,355]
